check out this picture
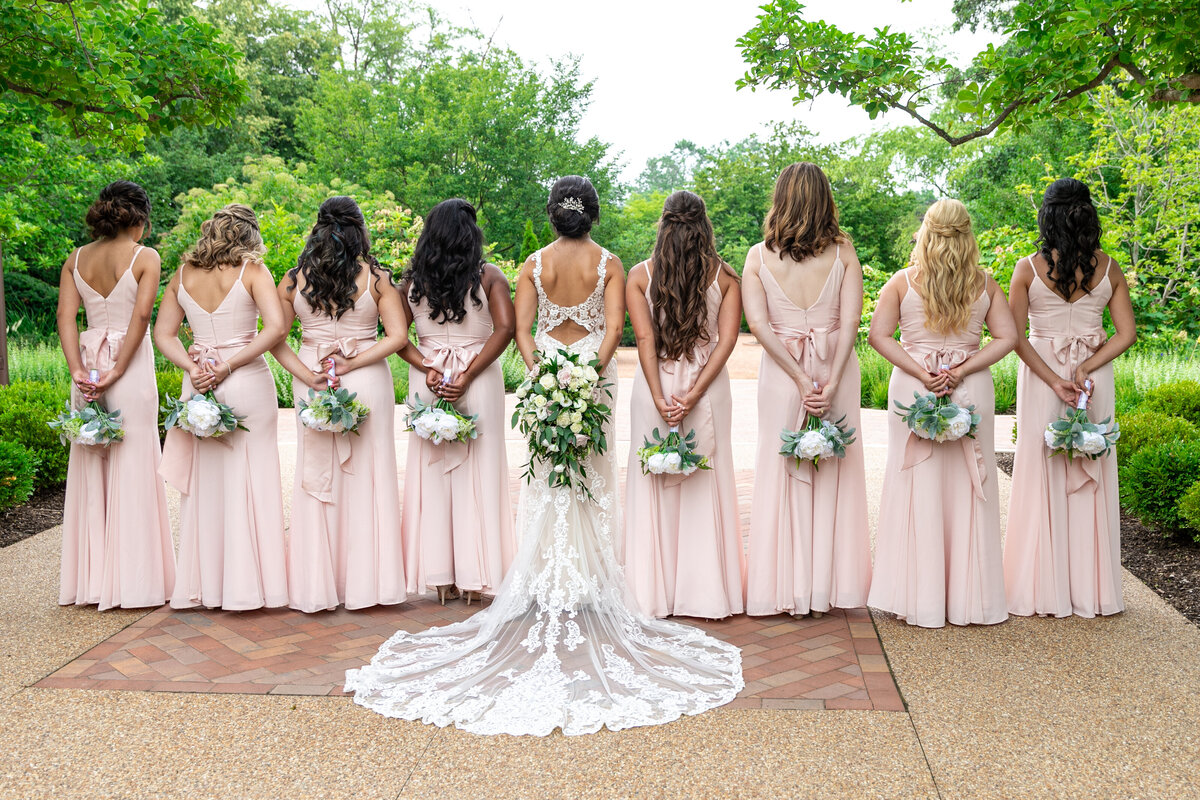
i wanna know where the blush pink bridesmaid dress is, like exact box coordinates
[401,288,515,597]
[622,268,744,620]
[1004,256,1122,618]
[745,244,871,616]
[286,287,406,612]
[160,261,288,610]
[868,269,1008,628]
[60,246,176,609]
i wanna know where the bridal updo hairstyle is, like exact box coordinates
[910,198,983,336]
[1037,178,1103,300]
[650,190,732,361]
[546,175,600,239]
[183,203,266,272]
[403,198,485,325]
[85,180,151,240]
[288,196,385,320]
[763,162,847,262]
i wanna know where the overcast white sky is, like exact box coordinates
[293,0,997,180]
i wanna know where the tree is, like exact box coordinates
[518,220,540,263]
[737,0,1200,147]
[636,140,704,194]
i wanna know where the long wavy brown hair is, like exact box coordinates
[910,198,984,335]
[763,162,847,262]
[649,191,732,361]
[183,203,266,271]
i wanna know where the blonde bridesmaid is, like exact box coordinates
[1004,179,1136,618]
[155,204,289,611]
[271,197,408,613]
[867,198,1017,628]
[398,198,516,603]
[743,163,871,617]
[56,181,175,609]
[623,190,744,620]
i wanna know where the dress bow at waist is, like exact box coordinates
[657,344,716,487]
[774,324,833,381]
[1034,331,1107,369]
[908,346,977,374]
[422,340,486,379]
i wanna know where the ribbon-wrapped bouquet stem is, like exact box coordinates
[1044,380,1119,459]
[299,359,370,435]
[48,370,125,446]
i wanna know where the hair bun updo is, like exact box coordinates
[546,175,600,239]
[85,180,151,240]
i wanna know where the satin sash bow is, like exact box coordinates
[74,328,126,410]
[657,344,716,487]
[775,325,835,485]
[299,338,366,502]
[159,344,237,493]
[419,340,485,475]
[1047,332,1107,371]
[901,346,986,500]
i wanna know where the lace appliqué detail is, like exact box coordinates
[532,248,609,356]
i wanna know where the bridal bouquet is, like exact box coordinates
[162,392,247,438]
[512,350,611,494]
[894,392,979,443]
[638,427,710,476]
[300,387,370,434]
[48,401,125,447]
[1044,386,1119,459]
[404,394,477,445]
[780,414,855,471]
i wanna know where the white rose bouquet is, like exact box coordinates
[404,394,478,445]
[162,392,247,438]
[894,391,979,443]
[48,401,125,447]
[512,349,612,496]
[1044,385,1119,460]
[299,387,371,434]
[637,426,711,477]
[779,414,856,471]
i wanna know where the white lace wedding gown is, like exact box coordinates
[345,247,744,736]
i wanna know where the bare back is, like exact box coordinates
[758,241,843,311]
[532,241,609,347]
[181,260,254,314]
[74,239,146,297]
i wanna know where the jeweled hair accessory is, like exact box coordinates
[558,197,586,213]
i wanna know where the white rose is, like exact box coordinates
[570,422,583,434]
[798,430,834,461]
[539,374,557,390]
[515,382,530,399]
[76,426,100,446]
[1043,428,1059,449]
[555,411,572,427]
[551,390,566,405]
[412,414,437,439]
[532,394,547,409]
[433,412,460,442]
[554,463,566,473]
[646,452,667,474]
[663,452,683,472]
[947,410,972,440]
[1078,431,1107,454]
[557,365,574,387]
[583,366,598,383]
[300,408,318,428]
[186,398,221,430]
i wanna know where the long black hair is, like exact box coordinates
[1037,178,1102,300]
[288,196,382,319]
[403,198,484,324]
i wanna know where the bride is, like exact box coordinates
[346,176,743,736]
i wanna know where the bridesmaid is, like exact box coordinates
[398,198,516,603]
[1004,179,1136,618]
[867,198,1017,628]
[742,163,871,617]
[271,197,408,613]
[155,204,289,611]
[623,190,744,620]
[56,181,175,609]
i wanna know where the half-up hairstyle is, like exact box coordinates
[288,196,381,319]
[910,198,984,335]
[183,203,266,272]
[650,191,730,361]
[85,180,151,239]
[763,162,847,262]
[546,175,600,239]
[1037,178,1102,300]
[402,198,484,324]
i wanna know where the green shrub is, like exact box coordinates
[1179,480,1200,543]
[0,440,39,510]
[857,343,891,410]
[1114,410,1199,467]
[501,342,526,392]
[992,353,1018,414]
[0,381,70,490]
[266,353,294,408]
[10,342,71,388]
[389,355,410,404]
[1120,440,1200,533]
[1140,380,1200,426]
[155,370,182,406]
[6,272,61,340]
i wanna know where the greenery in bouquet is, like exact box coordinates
[780,413,855,470]
[1045,407,1119,460]
[894,392,979,443]
[638,427,711,476]
[404,395,478,445]
[47,401,125,447]
[300,387,371,435]
[162,392,247,438]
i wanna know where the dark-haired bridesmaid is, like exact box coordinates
[398,198,516,603]
[57,181,176,609]
[271,196,408,612]
[623,190,744,619]
[1004,178,1136,618]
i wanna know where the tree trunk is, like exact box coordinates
[0,240,8,385]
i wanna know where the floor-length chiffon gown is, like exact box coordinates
[346,246,743,736]
[160,261,288,611]
[623,266,744,619]
[401,286,515,596]
[1004,256,1122,618]
[286,287,405,612]
[745,244,871,616]
[60,246,176,609]
[867,269,1008,628]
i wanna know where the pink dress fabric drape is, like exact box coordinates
[1004,258,1122,617]
[401,287,515,595]
[745,244,871,615]
[868,269,1008,628]
[286,289,406,612]
[60,247,176,609]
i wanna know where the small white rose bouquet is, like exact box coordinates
[162,392,247,438]
[512,349,612,496]
[404,394,477,445]
[780,414,856,471]
[638,427,711,477]
[48,402,125,447]
[1044,384,1119,460]
[894,391,979,443]
[299,386,371,434]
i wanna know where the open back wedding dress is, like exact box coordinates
[345,247,744,736]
